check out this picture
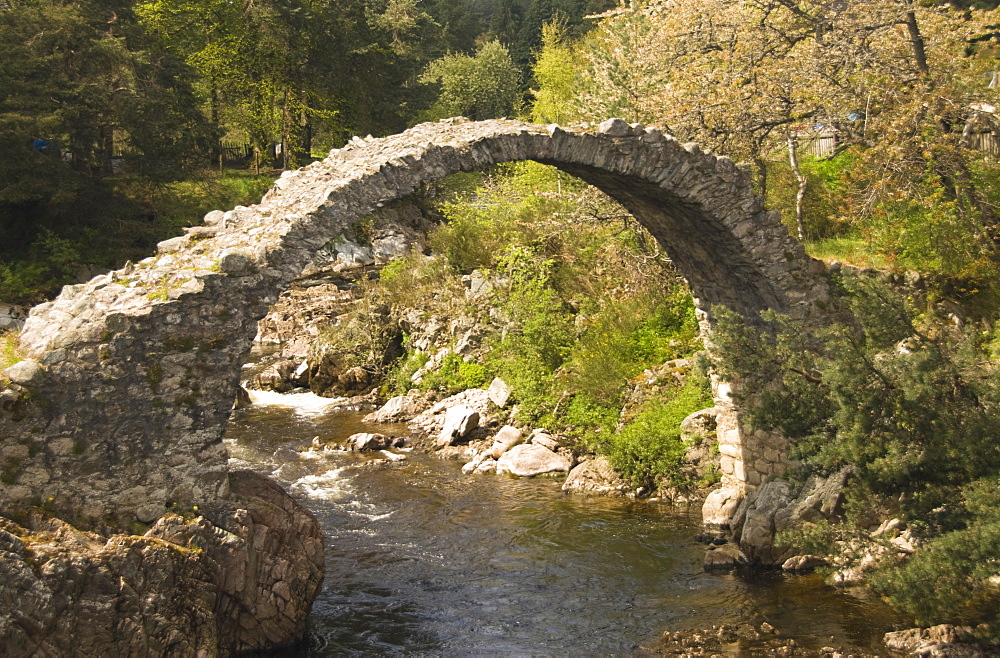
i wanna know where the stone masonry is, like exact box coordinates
[0,117,833,529]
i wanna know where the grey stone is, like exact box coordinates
[0,471,323,656]
[156,236,188,253]
[704,543,742,570]
[496,443,571,477]
[490,425,523,459]
[203,210,225,226]
[365,394,425,423]
[487,377,511,407]
[884,625,978,656]
[3,359,44,387]
[781,554,828,572]
[562,456,627,495]
[436,405,479,447]
[0,117,836,548]
[218,248,255,276]
[528,429,559,451]
[599,117,631,136]
[680,407,717,442]
[346,432,391,451]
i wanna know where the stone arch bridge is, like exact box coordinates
[0,118,832,528]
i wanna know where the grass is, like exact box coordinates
[1,330,21,385]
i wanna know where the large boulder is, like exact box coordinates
[364,394,426,423]
[527,429,559,451]
[487,377,511,408]
[409,389,492,436]
[436,405,479,447]
[731,479,794,564]
[346,432,391,451]
[732,467,850,565]
[496,444,572,477]
[562,456,627,496]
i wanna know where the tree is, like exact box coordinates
[420,40,522,120]
[553,0,1000,277]
[531,19,585,124]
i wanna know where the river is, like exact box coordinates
[223,390,901,655]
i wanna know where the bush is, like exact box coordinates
[712,277,1000,629]
[604,373,712,490]
[870,475,1000,632]
[420,353,492,395]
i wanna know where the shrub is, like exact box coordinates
[604,372,712,490]
[420,352,492,395]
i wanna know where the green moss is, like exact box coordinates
[0,457,22,485]
[72,439,86,455]
[163,335,196,352]
[146,362,164,390]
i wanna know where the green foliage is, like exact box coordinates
[714,278,1000,511]
[0,170,272,305]
[713,276,1000,627]
[766,150,856,242]
[420,40,522,120]
[0,330,21,386]
[530,19,584,124]
[563,283,699,405]
[420,352,491,395]
[313,279,400,379]
[775,520,839,557]
[386,348,429,395]
[485,245,576,421]
[603,373,713,490]
[870,476,1000,631]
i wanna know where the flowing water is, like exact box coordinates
[224,390,902,656]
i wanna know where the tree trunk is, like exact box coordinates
[787,131,808,241]
[903,7,929,77]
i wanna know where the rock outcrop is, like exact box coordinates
[0,470,324,656]
[729,467,851,564]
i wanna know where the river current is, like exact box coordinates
[223,390,901,655]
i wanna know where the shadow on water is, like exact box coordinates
[224,394,902,656]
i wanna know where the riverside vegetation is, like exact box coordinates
[312,162,714,493]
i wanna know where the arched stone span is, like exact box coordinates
[0,118,832,527]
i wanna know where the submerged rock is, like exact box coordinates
[704,542,742,570]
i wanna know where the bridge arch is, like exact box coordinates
[0,118,831,527]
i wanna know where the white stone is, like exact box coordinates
[436,405,479,447]
[487,377,511,407]
[490,425,523,459]
[496,444,571,477]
